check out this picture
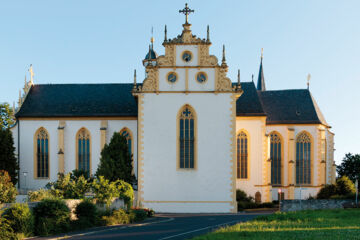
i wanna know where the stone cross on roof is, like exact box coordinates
[179,3,194,24]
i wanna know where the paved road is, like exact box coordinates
[38,212,271,240]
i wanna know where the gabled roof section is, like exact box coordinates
[234,82,266,116]
[15,84,137,118]
[258,89,329,126]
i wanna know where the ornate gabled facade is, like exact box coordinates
[11,4,335,213]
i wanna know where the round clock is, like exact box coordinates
[182,51,192,62]
[167,72,177,83]
[196,72,207,83]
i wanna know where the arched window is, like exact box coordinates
[76,128,91,174]
[120,128,132,157]
[237,131,248,179]
[178,105,196,169]
[296,131,312,185]
[270,132,282,185]
[35,127,49,178]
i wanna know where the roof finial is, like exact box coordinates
[261,48,264,60]
[28,64,34,84]
[133,69,137,89]
[222,45,226,64]
[179,3,194,24]
[207,25,210,42]
[307,73,311,90]
[237,69,241,85]
[164,25,167,42]
[256,48,266,91]
[150,26,154,48]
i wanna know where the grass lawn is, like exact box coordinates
[192,209,360,240]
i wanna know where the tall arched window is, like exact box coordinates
[35,127,49,178]
[296,131,312,185]
[178,105,196,169]
[120,128,132,157]
[76,128,91,174]
[237,131,248,179]
[270,132,282,185]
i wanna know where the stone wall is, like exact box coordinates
[280,199,356,212]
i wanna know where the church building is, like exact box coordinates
[11,4,335,213]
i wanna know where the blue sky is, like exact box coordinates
[0,0,359,164]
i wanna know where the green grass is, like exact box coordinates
[192,209,360,240]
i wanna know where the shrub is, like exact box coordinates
[236,189,253,202]
[75,200,97,228]
[336,176,356,196]
[0,217,16,240]
[2,203,33,236]
[129,209,148,222]
[91,176,118,207]
[115,180,134,210]
[47,173,90,199]
[317,184,337,199]
[28,189,55,202]
[101,209,130,226]
[0,170,17,203]
[33,199,70,236]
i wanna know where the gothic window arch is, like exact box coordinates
[237,130,249,179]
[120,128,133,157]
[178,105,196,169]
[270,131,282,185]
[296,131,312,185]
[76,128,91,175]
[34,127,49,178]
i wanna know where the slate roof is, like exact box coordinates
[235,82,266,116]
[258,89,329,126]
[15,84,137,118]
[16,82,329,127]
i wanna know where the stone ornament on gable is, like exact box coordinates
[199,45,218,66]
[141,67,158,91]
[157,45,175,66]
[216,66,232,91]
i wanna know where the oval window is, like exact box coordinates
[196,72,207,83]
[182,51,192,62]
[167,72,177,83]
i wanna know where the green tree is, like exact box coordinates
[337,153,360,190]
[0,103,15,130]
[96,132,135,184]
[335,176,356,196]
[0,129,18,184]
[0,170,17,203]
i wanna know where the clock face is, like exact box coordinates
[167,72,177,83]
[196,72,207,83]
[182,51,192,62]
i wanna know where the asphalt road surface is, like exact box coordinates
[35,212,270,240]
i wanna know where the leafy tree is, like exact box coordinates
[0,103,15,130]
[0,170,17,203]
[337,153,360,190]
[0,129,19,184]
[96,132,135,184]
[335,176,356,196]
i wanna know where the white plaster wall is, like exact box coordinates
[235,118,264,199]
[188,68,215,91]
[18,120,59,190]
[17,119,138,190]
[141,93,234,212]
[159,68,186,91]
[175,45,198,67]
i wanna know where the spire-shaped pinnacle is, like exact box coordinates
[221,45,227,67]
[256,48,266,91]
[29,64,34,84]
[252,74,254,82]
[150,27,154,48]
[164,25,167,42]
[207,25,210,42]
[133,69,137,89]
[237,69,240,85]
[307,73,311,90]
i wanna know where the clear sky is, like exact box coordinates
[0,0,359,164]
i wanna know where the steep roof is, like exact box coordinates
[15,84,137,118]
[258,89,329,126]
[235,82,266,116]
[15,83,329,127]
